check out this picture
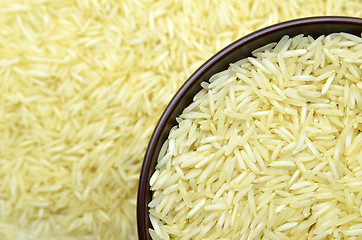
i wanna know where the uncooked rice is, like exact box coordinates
[1,0,362,239]
[149,33,362,239]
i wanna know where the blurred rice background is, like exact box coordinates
[0,0,361,239]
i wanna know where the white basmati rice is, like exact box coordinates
[149,33,362,239]
[1,0,362,239]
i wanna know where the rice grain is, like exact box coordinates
[150,32,362,239]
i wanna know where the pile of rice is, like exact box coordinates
[0,0,362,239]
[149,33,362,239]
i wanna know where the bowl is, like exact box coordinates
[137,16,362,239]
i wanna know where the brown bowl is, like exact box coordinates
[137,16,362,239]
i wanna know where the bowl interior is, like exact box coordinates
[137,16,362,240]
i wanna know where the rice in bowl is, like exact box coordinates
[149,32,362,239]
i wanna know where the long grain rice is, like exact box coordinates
[1,0,362,239]
[149,32,362,239]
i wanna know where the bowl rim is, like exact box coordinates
[137,15,362,239]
